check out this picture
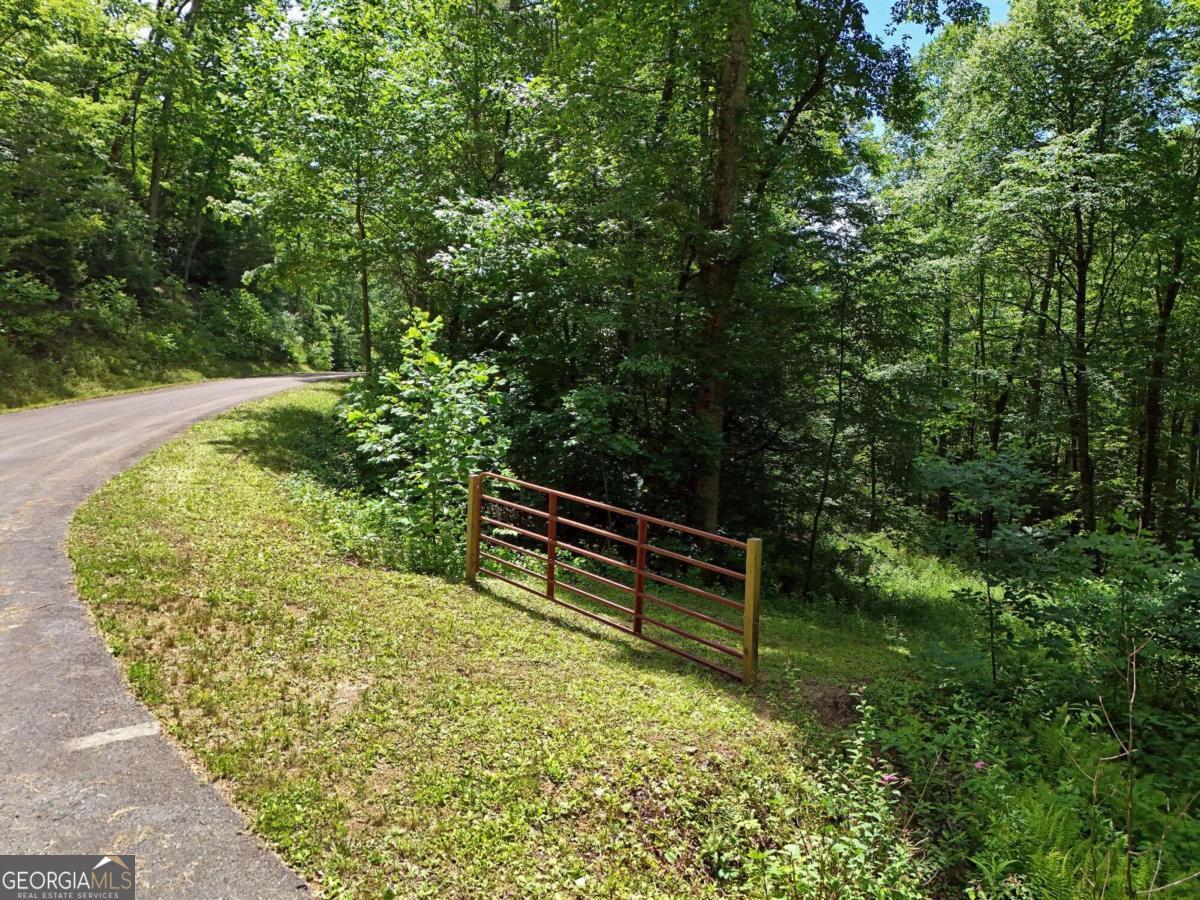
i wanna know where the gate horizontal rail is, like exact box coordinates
[465,472,762,684]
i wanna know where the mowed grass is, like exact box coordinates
[69,385,950,897]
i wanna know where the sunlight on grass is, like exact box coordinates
[70,385,949,896]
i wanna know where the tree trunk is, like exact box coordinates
[1160,409,1185,549]
[1027,249,1056,443]
[181,193,204,284]
[967,266,986,461]
[1187,405,1199,512]
[981,284,1035,538]
[354,170,373,377]
[1141,239,1186,533]
[868,438,879,531]
[653,32,677,141]
[688,0,749,531]
[1141,137,1199,530]
[934,288,952,522]
[802,294,848,600]
[990,283,1036,452]
[1071,203,1097,531]
[146,0,203,242]
[108,0,166,178]
[146,89,173,236]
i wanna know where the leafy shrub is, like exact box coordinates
[284,475,406,569]
[75,278,140,337]
[270,309,307,365]
[339,311,508,575]
[870,669,1200,896]
[701,704,932,898]
[328,314,357,370]
[299,309,334,370]
[0,272,65,351]
[134,327,181,364]
[306,338,333,371]
[201,288,275,359]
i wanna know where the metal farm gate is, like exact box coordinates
[465,472,762,684]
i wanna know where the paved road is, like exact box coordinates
[0,375,350,898]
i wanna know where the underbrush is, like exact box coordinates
[842,552,1200,895]
[0,335,306,409]
[865,655,1200,897]
[0,274,338,409]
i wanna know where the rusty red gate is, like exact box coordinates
[465,472,761,684]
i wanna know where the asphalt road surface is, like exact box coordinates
[0,375,351,898]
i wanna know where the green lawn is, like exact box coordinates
[69,385,962,897]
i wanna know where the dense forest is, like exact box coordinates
[8,0,1200,552]
[7,0,1200,893]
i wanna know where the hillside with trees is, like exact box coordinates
[9,0,1200,894]
[0,0,351,405]
[10,0,1200,551]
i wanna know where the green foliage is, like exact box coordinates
[8,0,1200,891]
[703,705,933,898]
[198,289,272,360]
[340,312,508,574]
[75,279,139,338]
[921,451,1068,682]
[861,524,1200,894]
[327,314,357,372]
[0,272,64,351]
[871,669,1200,897]
[0,0,333,401]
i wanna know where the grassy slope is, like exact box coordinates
[69,385,965,896]
[0,338,310,411]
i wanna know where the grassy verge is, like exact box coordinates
[69,385,964,896]
[0,340,312,411]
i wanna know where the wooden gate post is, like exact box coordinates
[633,518,648,634]
[546,494,558,598]
[465,473,482,585]
[742,537,762,685]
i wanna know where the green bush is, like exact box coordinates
[329,314,356,370]
[75,278,139,337]
[270,310,307,365]
[306,338,333,371]
[701,703,932,898]
[0,272,65,351]
[201,288,275,360]
[339,311,508,575]
[134,327,181,365]
[299,308,334,370]
[869,671,1200,896]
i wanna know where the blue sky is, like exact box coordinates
[863,0,1009,52]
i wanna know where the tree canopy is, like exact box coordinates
[6,0,1200,889]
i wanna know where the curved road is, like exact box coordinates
[0,375,350,898]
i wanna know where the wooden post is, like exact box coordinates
[742,537,762,685]
[546,494,558,599]
[465,473,482,585]
[633,517,647,634]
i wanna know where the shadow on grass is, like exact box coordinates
[473,574,925,736]
[204,381,949,734]
[206,381,360,490]
[474,579,760,696]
